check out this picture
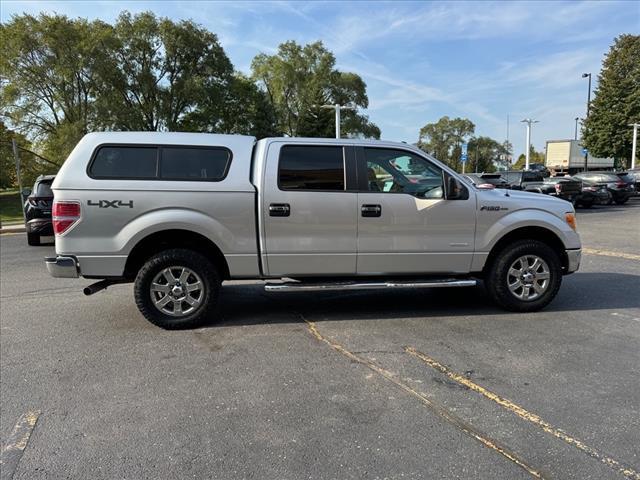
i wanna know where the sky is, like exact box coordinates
[2,0,638,157]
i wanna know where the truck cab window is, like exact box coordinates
[279,145,345,191]
[364,148,443,198]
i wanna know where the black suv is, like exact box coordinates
[572,171,634,205]
[23,175,55,246]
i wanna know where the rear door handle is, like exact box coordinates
[269,203,290,217]
[361,204,382,217]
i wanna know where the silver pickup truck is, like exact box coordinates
[46,132,581,329]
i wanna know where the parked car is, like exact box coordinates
[45,132,581,329]
[615,171,639,196]
[502,171,581,204]
[572,171,634,205]
[502,170,546,190]
[525,176,583,205]
[577,183,611,207]
[464,173,509,189]
[528,163,550,177]
[23,174,55,246]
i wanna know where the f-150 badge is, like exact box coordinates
[480,205,508,211]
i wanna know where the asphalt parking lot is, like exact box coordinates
[1,199,639,480]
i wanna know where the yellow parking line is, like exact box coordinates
[405,347,640,480]
[583,248,640,261]
[0,411,40,478]
[304,318,545,479]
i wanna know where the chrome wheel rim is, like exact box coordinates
[507,255,550,301]
[150,266,204,317]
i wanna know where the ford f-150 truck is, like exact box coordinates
[46,132,581,329]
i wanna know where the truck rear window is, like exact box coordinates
[278,145,344,191]
[89,145,231,181]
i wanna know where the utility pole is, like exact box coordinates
[11,139,27,224]
[320,104,355,139]
[521,118,539,170]
[630,123,639,170]
[582,73,592,171]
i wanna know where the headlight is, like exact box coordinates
[565,212,577,231]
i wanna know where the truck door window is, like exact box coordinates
[279,145,345,191]
[364,148,443,198]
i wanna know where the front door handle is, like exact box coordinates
[361,204,382,217]
[269,203,290,217]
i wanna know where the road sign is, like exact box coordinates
[461,143,468,163]
[581,148,588,156]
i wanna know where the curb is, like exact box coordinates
[0,225,26,235]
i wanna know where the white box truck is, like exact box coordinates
[545,140,614,176]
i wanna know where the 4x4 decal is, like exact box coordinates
[87,200,134,208]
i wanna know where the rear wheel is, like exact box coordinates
[134,248,221,329]
[614,197,628,205]
[580,200,593,208]
[27,231,41,246]
[485,240,562,312]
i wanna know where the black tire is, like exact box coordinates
[485,239,562,312]
[134,248,221,329]
[614,197,628,205]
[27,231,41,246]
[580,200,593,209]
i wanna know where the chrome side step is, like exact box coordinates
[264,278,477,292]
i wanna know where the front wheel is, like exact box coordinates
[485,240,562,312]
[134,248,221,329]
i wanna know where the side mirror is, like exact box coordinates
[444,173,468,200]
[21,187,32,197]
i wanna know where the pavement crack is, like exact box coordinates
[300,314,546,479]
[405,346,640,480]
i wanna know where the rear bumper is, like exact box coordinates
[27,218,53,235]
[45,256,79,278]
[566,249,581,274]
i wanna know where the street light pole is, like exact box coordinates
[574,117,580,140]
[521,118,539,170]
[582,73,592,171]
[630,123,639,170]
[320,104,355,139]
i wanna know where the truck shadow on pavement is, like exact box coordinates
[210,272,640,327]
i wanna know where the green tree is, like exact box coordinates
[0,14,111,163]
[0,122,59,188]
[417,116,475,170]
[467,136,506,173]
[513,145,545,170]
[582,34,640,165]
[95,12,234,132]
[251,41,379,138]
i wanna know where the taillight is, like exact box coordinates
[52,201,81,235]
[554,183,562,193]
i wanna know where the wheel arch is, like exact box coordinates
[124,229,230,280]
[482,226,569,275]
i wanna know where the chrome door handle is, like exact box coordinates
[269,203,290,217]
[361,204,381,217]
